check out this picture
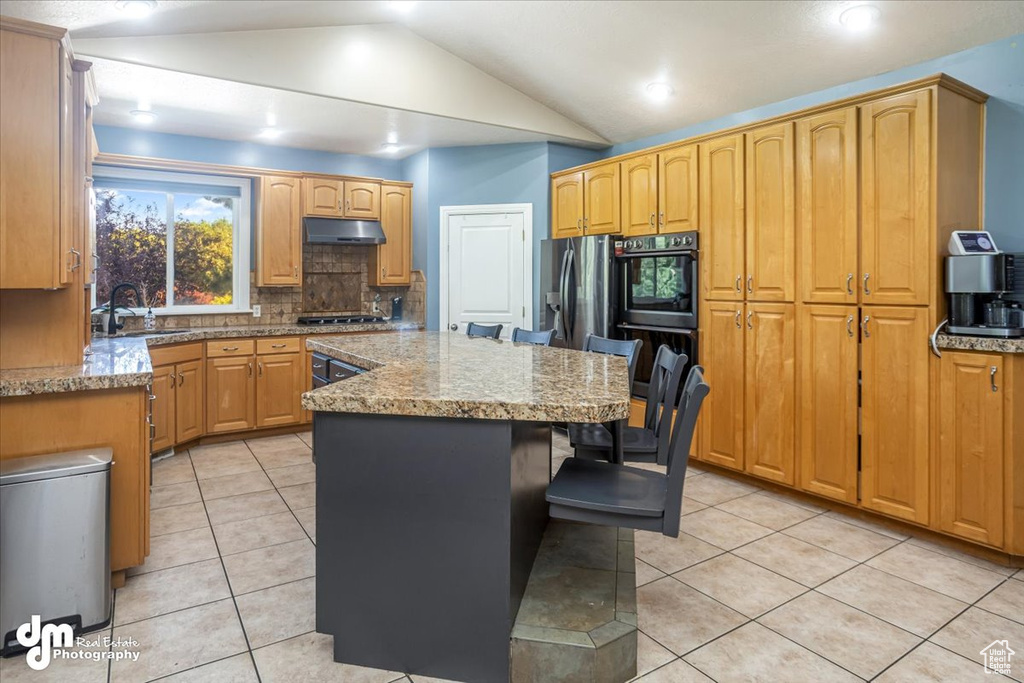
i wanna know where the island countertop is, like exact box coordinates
[302,331,631,422]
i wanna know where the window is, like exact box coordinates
[93,168,251,314]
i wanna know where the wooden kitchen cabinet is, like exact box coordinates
[798,304,859,503]
[860,306,930,524]
[343,180,381,219]
[658,143,699,234]
[150,365,176,453]
[303,177,344,217]
[937,351,1006,547]
[700,134,745,301]
[257,175,302,286]
[256,352,303,427]
[621,155,658,237]
[206,354,256,434]
[700,301,745,471]
[582,163,620,235]
[150,344,205,450]
[745,123,795,302]
[551,173,584,239]
[370,184,412,286]
[860,91,932,306]
[174,359,204,443]
[797,108,858,304]
[744,303,796,484]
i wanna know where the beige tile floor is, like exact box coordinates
[2,429,1022,682]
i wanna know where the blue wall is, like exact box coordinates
[604,33,1024,251]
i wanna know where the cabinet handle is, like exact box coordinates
[746,311,753,329]
[577,218,582,231]
[177,372,184,385]
[649,213,655,227]
[735,311,741,328]
[659,212,665,227]
[381,266,386,277]
[863,273,871,295]
[294,266,299,278]
[990,366,998,393]
[248,362,253,377]
[735,276,742,293]
[846,273,854,296]
[271,343,286,348]
[169,373,176,388]
[258,362,263,377]
[223,346,239,352]
[746,275,753,293]
[149,394,156,402]
[312,362,324,369]
[338,200,343,210]
[846,315,854,338]
[69,248,82,271]
[861,315,871,338]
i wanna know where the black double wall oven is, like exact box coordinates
[615,231,699,400]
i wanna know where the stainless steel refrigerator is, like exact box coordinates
[540,235,615,349]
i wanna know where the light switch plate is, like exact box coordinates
[252,305,261,318]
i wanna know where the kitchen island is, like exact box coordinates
[302,331,631,682]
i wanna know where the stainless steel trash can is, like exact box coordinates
[1,449,112,655]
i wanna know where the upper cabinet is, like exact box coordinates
[582,163,620,235]
[257,175,302,286]
[745,122,795,302]
[860,90,932,306]
[344,181,381,220]
[797,107,859,304]
[370,184,412,286]
[551,173,584,239]
[303,177,344,217]
[700,134,745,301]
[620,155,658,237]
[658,144,698,234]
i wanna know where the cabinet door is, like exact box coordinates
[344,181,381,219]
[257,176,302,286]
[151,365,176,452]
[583,163,621,235]
[798,305,859,503]
[373,184,412,286]
[621,155,658,237]
[701,301,745,470]
[174,359,204,444]
[744,303,796,484]
[745,123,795,302]
[861,90,932,305]
[658,144,698,234]
[303,178,343,217]
[551,173,584,239]
[700,134,745,301]
[938,352,1004,546]
[206,355,255,434]
[302,343,313,424]
[58,47,74,286]
[861,306,930,523]
[797,108,858,304]
[256,353,303,427]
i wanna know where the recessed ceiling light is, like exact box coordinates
[839,4,881,31]
[387,1,418,13]
[645,82,674,103]
[380,143,400,154]
[386,132,399,145]
[115,0,157,18]
[129,109,157,124]
[258,127,282,140]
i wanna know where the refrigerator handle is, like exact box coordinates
[565,248,577,346]
[557,248,570,342]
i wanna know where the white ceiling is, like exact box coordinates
[3,0,1023,158]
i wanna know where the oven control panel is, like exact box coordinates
[615,231,698,255]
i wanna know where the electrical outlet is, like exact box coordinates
[252,305,261,318]
[372,301,380,313]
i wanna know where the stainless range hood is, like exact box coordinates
[304,217,386,245]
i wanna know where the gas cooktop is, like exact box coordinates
[297,315,389,325]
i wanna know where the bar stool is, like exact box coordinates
[465,323,503,339]
[510,327,556,346]
[567,334,641,463]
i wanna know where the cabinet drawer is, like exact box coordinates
[256,337,300,355]
[149,342,202,366]
[206,339,255,357]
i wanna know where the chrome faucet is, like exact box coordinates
[107,283,142,335]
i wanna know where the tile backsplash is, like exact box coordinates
[124,244,424,329]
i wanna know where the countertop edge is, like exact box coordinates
[935,333,1024,354]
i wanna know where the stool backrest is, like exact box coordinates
[661,365,709,537]
[466,322,503,339]
[511,327,556,346]
[645,346,688,465]
[582,334,642,390]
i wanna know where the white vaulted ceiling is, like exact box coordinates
[2,0,1023,157]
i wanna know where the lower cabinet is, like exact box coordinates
[256,352,303,427]
[174,359,204,443]
[701,302,746,470]
[206,355,256,434]
[937,351,1006,547]
[151,365,176,453]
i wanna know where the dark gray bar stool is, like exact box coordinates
[572,345,686,466]
[546,364,709,538]
[568,334,642,464]
[511,327,556,346]
[465,323,503,339]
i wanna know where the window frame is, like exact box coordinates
[92,166,252,315]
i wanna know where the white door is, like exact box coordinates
[443,207,530,338]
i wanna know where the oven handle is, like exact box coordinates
[615,249,696,260]
[618,322,698,337]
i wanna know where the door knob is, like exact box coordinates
[449,323,458,331]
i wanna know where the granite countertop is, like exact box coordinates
[936,333,1024,354]
[0,337,153,397]
[302,331,632,422]
[1,322,424,397]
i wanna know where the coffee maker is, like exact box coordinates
[945,232,1024,337]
